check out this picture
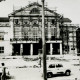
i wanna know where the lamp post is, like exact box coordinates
[41,0,47,80]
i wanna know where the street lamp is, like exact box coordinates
[41,0,47,80]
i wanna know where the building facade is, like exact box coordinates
[0,18,12,55]
[60,24,78,55]
[0,2,79,56]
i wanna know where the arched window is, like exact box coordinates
[32,20,39,27]
[30,8,40,14]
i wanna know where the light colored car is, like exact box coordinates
[47,63,71,78]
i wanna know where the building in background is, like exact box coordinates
[0,2,79,56]
[0,17,12,55]
[60,23,78,55]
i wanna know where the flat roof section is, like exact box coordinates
[0,17,9,22]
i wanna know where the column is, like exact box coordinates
[20,44,23,56]
[50,43,53,55]
[48,21,51,40]
[30,43,33,56]
[9,18,14,39]
[56,22,60,38]
[75,47,77,56]
[60,42,62,55]
[12,44,14,55]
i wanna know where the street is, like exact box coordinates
[7,65,80,80]
[0,57,80,80]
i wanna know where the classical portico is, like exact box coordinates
[11,40,62,56]
[47,41,62,55]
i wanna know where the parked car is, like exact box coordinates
[47,63,71,78]
[77,53,80,56]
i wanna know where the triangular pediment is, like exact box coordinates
[9,2,58,17]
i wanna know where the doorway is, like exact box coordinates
[12,44,20,55]
[46,43,50,55]
[33,43,39,55]
[23,44,30,55]
[52,43,60,55]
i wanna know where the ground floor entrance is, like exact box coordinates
[12,41,62,56]
[12,44,20,55]
[52,43,60,55]
[23,44,30,55]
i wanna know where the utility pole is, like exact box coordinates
[41,0,47,80]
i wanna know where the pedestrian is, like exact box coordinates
[1,63,6,80]
[38,57,41,68]
[38,50,42,68]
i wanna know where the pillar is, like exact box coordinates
[60,42,62,55]
[75,47,77,56]
[48,21,51,40]
[56,22,60,38]
[20,44,23,55]
[9,18,14,39]
[30,43,33,56]
[12,44,14,55]
[50,43,53,55]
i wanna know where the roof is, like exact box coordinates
[63,18,72,23]
[0,17,9,22]
[28,2,57,14]
[9,2,60,17]
[8,2,71,23]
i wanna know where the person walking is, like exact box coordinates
[1,63,6,80]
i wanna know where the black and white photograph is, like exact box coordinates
[0,0,80,80]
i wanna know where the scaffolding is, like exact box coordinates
[60,23,78,54]
[12,2,61,42]
[10,2,79,55]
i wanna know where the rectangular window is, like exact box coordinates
[14,19,19,25]
[64,45,69,51]
[56,64,63,68]
[0,33,4,40]
[64,31,68,36]
[0,47,4,53]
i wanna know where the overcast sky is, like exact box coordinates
[0,0,80,24]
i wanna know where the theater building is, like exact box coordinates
[0,2,79,56]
